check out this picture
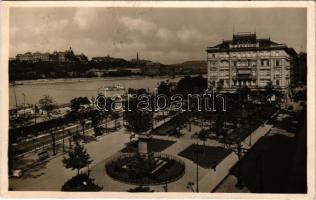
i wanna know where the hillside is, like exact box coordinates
[171,60,207,69]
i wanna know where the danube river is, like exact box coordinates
[9,76,183,108]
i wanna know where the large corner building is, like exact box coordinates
[206,32,297,92]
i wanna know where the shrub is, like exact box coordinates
[61,174,102,191]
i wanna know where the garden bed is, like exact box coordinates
[178,144,231,169]
[105,153,185,185]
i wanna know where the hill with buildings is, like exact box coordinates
[9,49,207,81]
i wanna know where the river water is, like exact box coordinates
[9,76,183,107]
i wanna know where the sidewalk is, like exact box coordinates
[9,126,129,191]
[213,104,304,193]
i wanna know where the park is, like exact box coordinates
[8,75,307,192]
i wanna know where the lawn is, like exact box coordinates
[178,144,231,169]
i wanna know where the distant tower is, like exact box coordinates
[68,46,73,54]
[136,52,139,62]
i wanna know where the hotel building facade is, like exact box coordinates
[206,33,298,92]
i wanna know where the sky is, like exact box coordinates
[10,7,306,64]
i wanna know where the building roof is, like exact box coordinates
[206,32,297,57]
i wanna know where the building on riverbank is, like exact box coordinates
[206,32,298,92]
[15,47,87,63]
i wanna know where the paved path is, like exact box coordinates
[10,129,129,191]
[213,101,305,192]
[10,112,274,192]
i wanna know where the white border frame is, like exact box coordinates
[0,1,315,199]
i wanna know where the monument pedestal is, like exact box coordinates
[138,132,152,156]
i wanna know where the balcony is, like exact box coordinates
[259,66,270,69]
[233,74,256,80]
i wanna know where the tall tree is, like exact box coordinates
[70,97,90,113]
[111,112,120,130]
[39,95,58,155]
[264,81,275,102]
[69,97,91,142]
[90,110,103,137]
[63,142,93,176]
[124,99,152,134]
[38,95,57,119]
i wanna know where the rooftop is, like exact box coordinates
[206,32,296,56]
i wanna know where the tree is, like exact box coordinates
[90,110,103,137]
[38,95,58,155]
[38,95,57,119]
[63,142,93,176]
[157,80,173,97]
[111,111,120,130]
[125,110,152,134]
[70,97,90,113]
[175,75,207,95]
[69,97,91,142]
[125,99,152,134]
[264,81,275,102]
[34,104,40,125]
[216,80,224,91]
[198,129,208,150]
[236,85,251,103]
[80,116,86,143]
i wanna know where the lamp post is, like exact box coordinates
[222,137,248,189]
[22,93,26,117]
[80,119,86,143]
[193,142,200,193]
[196,147,199,193]
[12,81,18,108]
[62,125,65,152]
[34,104,38,125]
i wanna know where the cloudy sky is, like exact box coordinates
[10,7,306,64]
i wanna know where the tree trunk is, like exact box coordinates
[62,126,65,152]
[82,124,85,143]
[50,129,56,155]
[105,117,108,133]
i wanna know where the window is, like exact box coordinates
[276,80,280,86]
[275,69,281,76]
[276,60,280,66]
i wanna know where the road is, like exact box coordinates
[12,114,122,158]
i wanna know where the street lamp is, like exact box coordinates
[11,81,19,111]
[22,93,26,117]
[80,118,86,143]
[193,141,202,193]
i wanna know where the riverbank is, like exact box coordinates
[10,75,193,86]
[9,75,190,107]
